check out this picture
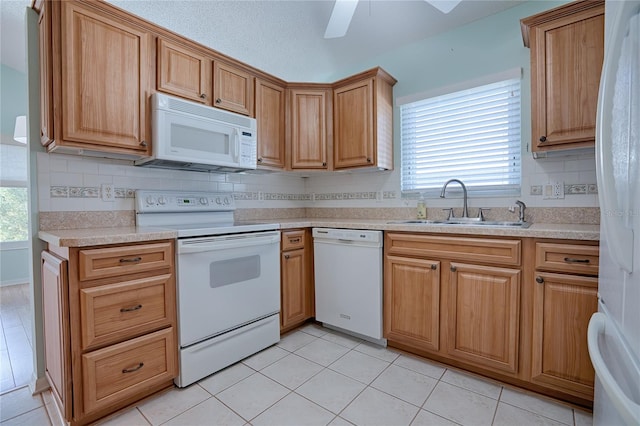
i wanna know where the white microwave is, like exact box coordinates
[135,93,257,172]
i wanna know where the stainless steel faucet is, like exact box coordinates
[515,200,526,222]
[440,179,469,218]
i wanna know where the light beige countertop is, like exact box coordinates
[39,219,599,247]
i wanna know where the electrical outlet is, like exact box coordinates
[101,184,115,202]
[543,181,564,199]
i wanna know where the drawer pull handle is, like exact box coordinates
[289,238,301,243]
[122,362,144,374]
[564,257,590,264]
[120,304,142,313]
[119,257,142,263]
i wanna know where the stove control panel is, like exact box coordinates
[136,190,235,213]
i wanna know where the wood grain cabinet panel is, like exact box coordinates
[78,242,173,281]
[447,263,521,373]
[157,38,211,103]
[80,274,175,350]
[60,1,151,155]
[38,1,54,146]
[280,230,314,332]
[384,256,440,352]
[531,272,598,398]
[255,79,286,169]
[82,327,177,415]
[42,251,72,421]
[522,1,604,154]
[289,88,330,170]
[333,68,395,170]
[42,239,177,425]
[213,61,254,116]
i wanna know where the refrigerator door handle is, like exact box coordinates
[588,312,640,425]
[595,3,638,274]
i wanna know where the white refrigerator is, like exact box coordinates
[588,1,640,425]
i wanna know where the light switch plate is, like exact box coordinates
[543,181,564,199]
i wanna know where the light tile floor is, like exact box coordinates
[0,323,594,426]
[0,283,34,393]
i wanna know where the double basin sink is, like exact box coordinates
[388,219,531,228]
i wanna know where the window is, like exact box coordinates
[0,143,28,242]
[400,73,522,197]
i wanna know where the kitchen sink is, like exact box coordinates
[388,219,531,228]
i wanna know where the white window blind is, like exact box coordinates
[400,77,521,197]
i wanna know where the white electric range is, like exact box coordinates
[136,190,281,387]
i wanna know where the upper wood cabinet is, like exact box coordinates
[213,61,255,116]
[333,67,396,170]
[521,0,604,155]
[157,38,211,103]
[57,1,152,157]
[255,78,286,169]
[288,86,332,170]
[38,1,54,146]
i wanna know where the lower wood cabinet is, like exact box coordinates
[280,229,314,332]
[447,262,521,374]
[384,232,598,408]
[531,241,599,401]
[42,240,177,425]
[384,256,440,352]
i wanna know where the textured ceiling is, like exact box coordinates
[1,0,524,81]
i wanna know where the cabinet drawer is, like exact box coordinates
[79,242,173,281]
[386,233,521,266]
[80,274,175,350]
[282,230,305,251]
[82,327,177,415]
[535,243,599,276]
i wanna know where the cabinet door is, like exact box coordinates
[213,61,254,116]
[530,7,604,151]
[281,248,307,329]
[290,88,329,169]
[384,256,440,352]
[157,38,210,103]
[38,2,54,146]
[61,2,150,154]
[531,272,598,398]
[255,79,286,169]
[447,263,521,373]
[42,251,72,421]
[333,78,374,169]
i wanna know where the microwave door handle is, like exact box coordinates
[232,128,240,162]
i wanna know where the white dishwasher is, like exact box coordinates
[313,228,384,342]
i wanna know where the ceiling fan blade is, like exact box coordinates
[425,0,462,14]
[324,0,359,39]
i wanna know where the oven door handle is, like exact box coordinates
[178,233,280,254]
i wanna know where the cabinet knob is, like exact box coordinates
[322,162,327,166]
[536,276,544,284]
[284,254,290,259]
[430,264,437,270]
[199,93,207,99]
[216,98,222,104]
[450,265,457,272]
[257,158,263,163]
[539,136,547,142]
[366,157,372,163]
[140,141,147,147]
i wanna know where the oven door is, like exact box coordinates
[176,231,280,348]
